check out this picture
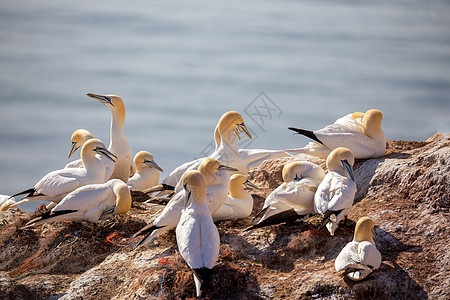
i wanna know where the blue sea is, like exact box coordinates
[0,0,449,212]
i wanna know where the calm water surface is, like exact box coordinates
[0,0,449,211]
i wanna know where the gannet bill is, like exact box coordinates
[315,147,357,235]
[212,174,258,221]
[245,161,325,231]
[127,151,163,192]
[176,170,220,298]
[23,179,131,228]
[0,195,15,211]
[10,139,117,207]
[86,93,133,182]
[287,109,386,159]
[335,217,381,281]
[134,159,234,248]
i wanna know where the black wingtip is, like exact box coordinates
[288,127,324,145]
[245,209,306,231]
[11,188,36,199]
[318,209,344,231]
[133,224,157,238]
[192,267,213,284]
[26,209,78,226]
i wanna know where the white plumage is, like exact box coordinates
[127,151,163,191]
[0,194,15,211]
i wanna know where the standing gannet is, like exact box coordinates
[0,195,15,211]
[335,217,381,281]
[134,159,235,248]
[315,147,357,235]
[176,170,220,298]
[287,109,386,159]
[86,93,133,182]
[127,151,163,191]
[212,174,258,221]
[245,161,325,231]
[10,139,117,207]
[64,129,115,181]
[23,179,131,227]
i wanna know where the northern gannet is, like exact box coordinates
[86,93,134,181]
[0,195,15,211]
[315,147,357,235]
[288,109,386,159]
[212,174,258,221]
[134,159,235,248]
[245,161,325,231]
[64,129,115,181]
[176,170,220,298]
[23,179,131,227]
[11,139,116,207]
[127,151,163,192]
[335,217,381,281]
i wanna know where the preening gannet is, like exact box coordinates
[134,159,234,248]
[87,93,133,182]
[127,151,163,191]
[245,161,325,231]
[335,217,381,281]
[23,179,131,227]
[11,139,116,207]
[288,109,386,159]
[212,174,258,221]
[0,195,15,211]
[315,147,357,235]
[176,170,220,298]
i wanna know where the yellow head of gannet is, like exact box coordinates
[81,138,117,165]
[362,109,383,140]
[86,93,125,123]
[113,181,132,215]
[229,174,258,198]
[198,158,238,184]
[68,129,94,158]
[282,161,326,183]
[326,147,355,181]
[134,151,163,173]
[214,111,252,146]
[351,112,364,120]
[354,216,377,244]
[182,170,207,206]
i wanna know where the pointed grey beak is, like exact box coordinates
[372,227,377,241]
[94,146,118,163]
[233,128,241,140]
[294,174,301,181]
[218,164,239,172]
[68,141,80,159]
[144,159,163,172]
[183,184,191,208]
[341,159,355,181]
[238,123,252,140]
[86,93,115,107]
[243,179,259,190]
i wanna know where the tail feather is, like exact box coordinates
[23,209,78,228]
[133,224,166,249]
[245,209,307,231]
[288,127,324,145]
[193,267,213,296]
[143,184,175,195]
[317,209,343,231]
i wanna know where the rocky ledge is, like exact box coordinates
[0,133,448,299]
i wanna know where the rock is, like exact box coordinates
[0,133,448,299]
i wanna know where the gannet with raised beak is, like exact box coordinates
[127,151,163,191]
[335,217,381,281]
[288,109,385,159]
[245,161,325,231]
[212,174,258,221]
[23,179,131,227]
[86,93,134,181]
[176,170,220,298]
[11,139,116,207]
[315,147,357,235]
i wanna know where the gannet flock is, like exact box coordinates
[1,94,387,297]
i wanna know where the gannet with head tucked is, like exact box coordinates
[10,139,116,207]
[134,159,235,248]
[287,109,386,159]
[0,195,15,211]
[64,129,115,182]
[86,93,134,182]
[176,170,220,298]
[245,161,325,231]
[315,147,357,235]
[23,179,131,227]
[127,151,163,191]
[212,174,258,221]
[335,217,381,281]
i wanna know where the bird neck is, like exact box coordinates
[354,231,375,244]
[81,152,104,173]
[114,183,132,215]
[109,110,126,149]
[190,188,207,205]
[229,184,247,199]
[363,115,384,141]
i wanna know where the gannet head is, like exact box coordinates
[113,180,132,215]
[229,174,258,198]
[86,93,125,120]
[362,109,383,139]
[68,129,94,158]
[182,170,207,206]
[134,151,163,173]
[198,158,238,184]
[282,161,326,183]
[81,138,117,163]
[216,111,252,140]
[352,112,364,119]
[326,147,355,181]
[353,216,376,244]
